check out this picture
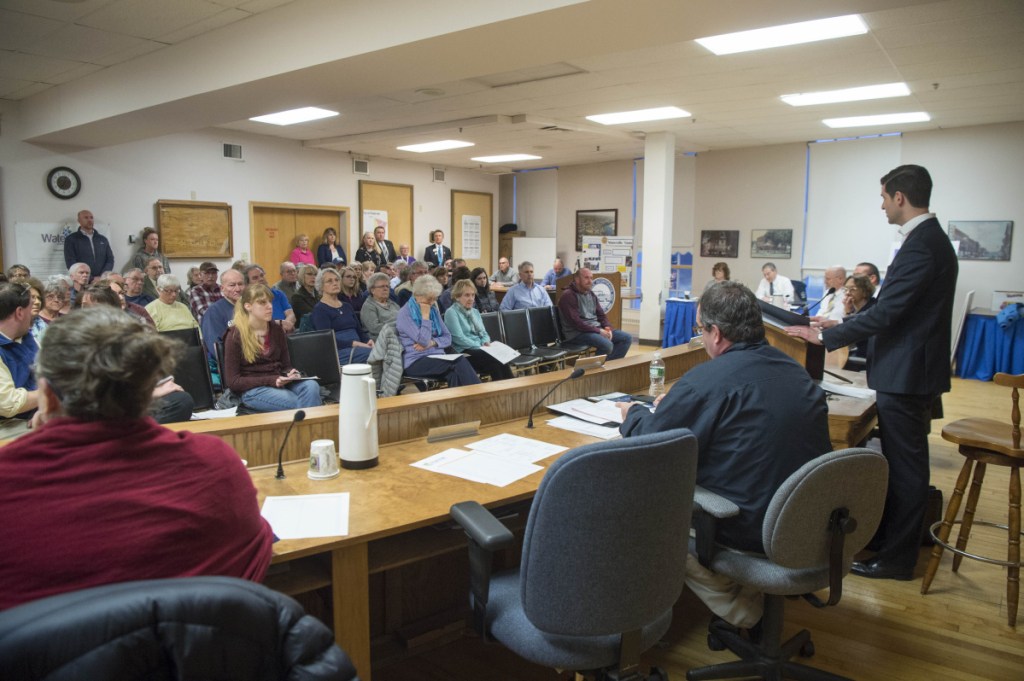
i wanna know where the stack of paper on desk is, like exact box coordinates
[261,493,350,539]
[545,398,625,425]
[411,434,568,487]
[819,381,875,400]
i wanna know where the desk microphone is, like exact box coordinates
[527,367,585,429]
[275,410,306,479]
[804,287,835,316]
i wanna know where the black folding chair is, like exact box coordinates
[159,327,201,347]
[528,306,586,362]
[173,345,216,411]
[501,308,567,370]
[286,329,342,403]
[482,311,540,376]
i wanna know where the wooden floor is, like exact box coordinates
[374,372,1024,681]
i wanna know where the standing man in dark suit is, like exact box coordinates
[787,164,958,580]
[423,230,452,267]
[374,225,397,264]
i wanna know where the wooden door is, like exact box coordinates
[358,181,413,260]
[451,190,493,272]
[250,203,348,271]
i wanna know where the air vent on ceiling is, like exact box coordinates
[223,143,242,160]
[432,168,446,183]
[353,159,370,175]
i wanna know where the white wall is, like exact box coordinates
[556,160,634,263]
[0,100,498,275]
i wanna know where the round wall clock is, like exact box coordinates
[46,166,81,200]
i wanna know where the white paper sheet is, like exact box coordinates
[478,341,520,364]
[191,407,239,420]
[427,353,468,361]
[546,398,624,424]
[819,381,875,400]
[411,448,541,487]
[467,433,567,464]
[546,415,622,440]
[261,493,350,539]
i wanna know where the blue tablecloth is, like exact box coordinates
[663,299,698,348]
[956,311,1024,381]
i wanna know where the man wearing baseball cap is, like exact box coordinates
[188,262,222,323]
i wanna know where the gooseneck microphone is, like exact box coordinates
[527,367,585,429]
[804,287,836,316]
[275,409,307,479]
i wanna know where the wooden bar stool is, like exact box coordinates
[921,372,1023,627]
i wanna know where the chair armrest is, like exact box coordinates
[692,486,740,570]
[693,485,740,518]
[450,501,515,637]
[450,501,515,551]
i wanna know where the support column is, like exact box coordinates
[639,132,675,344]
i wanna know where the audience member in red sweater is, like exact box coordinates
[0,307,274,611]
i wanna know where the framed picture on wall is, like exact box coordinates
[700,230,739,258]
[750,229,793,258]
[575,209,617,251]
[948,220,1013,261]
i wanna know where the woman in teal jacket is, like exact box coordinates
[443,280,513,382]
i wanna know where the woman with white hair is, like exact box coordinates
[395,275,479,387]
[311,268,373,365]
[144,274,198,332]
[360,272,400,341]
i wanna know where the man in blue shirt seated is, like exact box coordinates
[499,261,551,310]
[541,257,568,287]
[201,269,245,359]
[245,264,295,333]
[618,281,830,633]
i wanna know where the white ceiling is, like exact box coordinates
[2,0,1023,171]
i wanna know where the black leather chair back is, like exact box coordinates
[174,345,216,411]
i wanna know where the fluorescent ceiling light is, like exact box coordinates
[396,140,475,153]
[471,154,542,163]
[586,106,690,125]
[696,14,867,55]
[823,112,930,128]
[782,82,910,106]
[249,107,338,126]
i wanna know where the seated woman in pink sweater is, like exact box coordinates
[288,233,316,267]
[0,306,274,611]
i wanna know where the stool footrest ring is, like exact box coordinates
[929,519,1023,568]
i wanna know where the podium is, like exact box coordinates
[764,324,825,380]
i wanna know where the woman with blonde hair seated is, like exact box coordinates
[444,279,513,382]
[338,266,366,312]
[144,274,198,332]
[223,284,322,413]
[0,307,272,610]
[289,233,316,267]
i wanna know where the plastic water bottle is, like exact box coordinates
[649,351,665,397]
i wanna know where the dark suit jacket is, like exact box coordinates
[375,239,397,263]
[824,217,958,396]
[423,244,452,267]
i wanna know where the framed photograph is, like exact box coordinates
[575,209,617,251]
[700,230,739,258]
[750,229,793,258]
[948,220,1013,261]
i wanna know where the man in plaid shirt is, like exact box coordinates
[188,262,222,322]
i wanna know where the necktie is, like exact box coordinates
[770,282,774,295]
[436,245,440,261]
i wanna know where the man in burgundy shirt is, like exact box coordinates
[557,268,632,360]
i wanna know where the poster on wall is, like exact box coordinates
[461,215,482,260]
[947,220,1013,261]
[700,230,739,258]
[575,209,617,251]
[15,221,85,278]
[582,235,633,287]
[362,209,388,236]
[750,229,793,258]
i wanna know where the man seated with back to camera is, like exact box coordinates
[0,307,273,610]
[616,281,830,632]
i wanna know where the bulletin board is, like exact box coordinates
[358,181,412,256]
[451,190,493,271]
[156,199,233,258]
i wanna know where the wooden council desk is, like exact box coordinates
[165,344,875,679]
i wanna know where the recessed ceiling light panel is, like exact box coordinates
[397,140,475,153]
[696,14,867,55]
[249,107,339,126]
[471,154,542,163]
[823,112,930,128]
[782,82,910,107]
[586,106,691,125]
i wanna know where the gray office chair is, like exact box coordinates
[451,428,699,681]
[0,576,359,681]
[686,448,888,681]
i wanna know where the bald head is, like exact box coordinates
[823,266,847,290]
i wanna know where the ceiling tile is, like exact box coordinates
[79,0,229,41]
